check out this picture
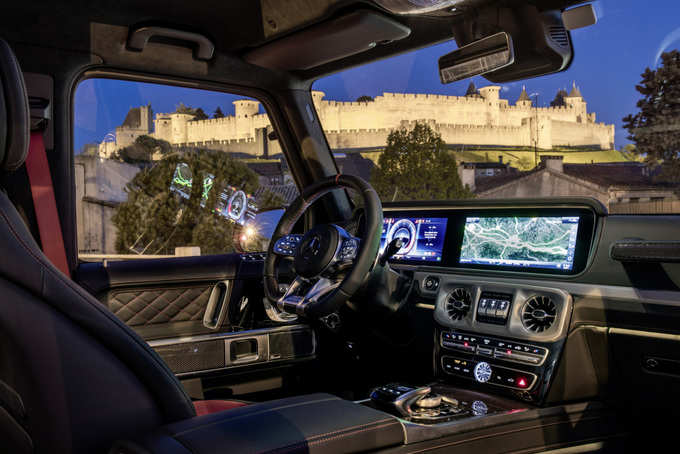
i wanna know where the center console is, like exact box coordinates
[427,277,571,403]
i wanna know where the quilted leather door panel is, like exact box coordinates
[108,286,211,326]
[75,255,245,340]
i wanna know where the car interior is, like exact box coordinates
[1,0,679,453]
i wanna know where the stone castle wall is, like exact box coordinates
[100,85,615,158]
[550,120,615,149]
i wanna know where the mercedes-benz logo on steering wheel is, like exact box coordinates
[301,235,322,259]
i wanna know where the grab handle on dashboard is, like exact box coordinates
[610,240,680,263]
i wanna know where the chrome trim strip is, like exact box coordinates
[609,327,680,341]
[147,324,311,348]
[175,354,316,378]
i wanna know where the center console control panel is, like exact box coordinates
[441,332,548,366]
[418,274,573,403]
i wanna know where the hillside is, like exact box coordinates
[360,147,632,171]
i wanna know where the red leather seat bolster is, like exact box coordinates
[193,399,249,416]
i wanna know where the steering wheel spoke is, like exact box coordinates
[272,234,304,256]
[278,276,341,315]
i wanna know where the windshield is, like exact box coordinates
[313,0,680,214]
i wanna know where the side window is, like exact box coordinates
[73,78,296,261]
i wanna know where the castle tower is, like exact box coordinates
[169,112,194,144]
[311,90,326,104]
[516,85,532,108]
[565,81,586,121]
[479,86,501,102]
[139,103,152,133]
[233,99,260,118]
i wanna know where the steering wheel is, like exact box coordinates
[264,174,383,318]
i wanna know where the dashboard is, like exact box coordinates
[378,199,605,404]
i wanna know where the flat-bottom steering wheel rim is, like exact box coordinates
[263,174,382,318]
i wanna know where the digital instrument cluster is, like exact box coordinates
[379,217,448,262]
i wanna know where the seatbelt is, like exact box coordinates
[24,130,70,276]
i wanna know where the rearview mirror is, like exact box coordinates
[438,32,514,84]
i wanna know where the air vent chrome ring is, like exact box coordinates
[445,288,472,321]
[522,295,557,333]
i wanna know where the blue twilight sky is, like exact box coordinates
[74,0,680,152]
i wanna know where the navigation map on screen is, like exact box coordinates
[379,217,447,262]
[460,216,580,270]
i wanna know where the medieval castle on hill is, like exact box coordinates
[98,83,615,158]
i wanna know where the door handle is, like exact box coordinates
[203,280,231,330]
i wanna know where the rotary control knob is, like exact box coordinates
[473,361,493,383]
[415,393,442,408]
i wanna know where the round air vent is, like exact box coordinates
[522,295,557,333]
[445,288,472,321]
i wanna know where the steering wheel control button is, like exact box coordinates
[423,276,439,291]
[273,235,303,256]
[338,238,359,261]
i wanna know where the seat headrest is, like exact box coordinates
[0,39,29,172]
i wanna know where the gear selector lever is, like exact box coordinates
[379,238,405,266]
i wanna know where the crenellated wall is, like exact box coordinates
[101,86,615,158]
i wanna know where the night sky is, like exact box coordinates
[74,0,680,152]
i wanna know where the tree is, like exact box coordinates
[175,103,209,121]
[112,135,172,164]
[356,95,374,103]
[193,107,209,121]
[621,144,639,161]
[175,102,193,114]
[370,122,473,201]
[623,50,680,181]
[112,150,278,255]
[213,106,225,118]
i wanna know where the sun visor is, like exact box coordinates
[244,10,411,71]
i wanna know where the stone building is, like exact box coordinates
[466,156,678,212]
[98,83,614,158]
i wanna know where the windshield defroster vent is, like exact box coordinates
[522,295,557,332]
[445,288,472,321]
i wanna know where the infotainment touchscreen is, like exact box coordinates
[460,216,580,270]
[379,217,448,262]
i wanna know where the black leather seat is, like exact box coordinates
[0,39,404,454]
